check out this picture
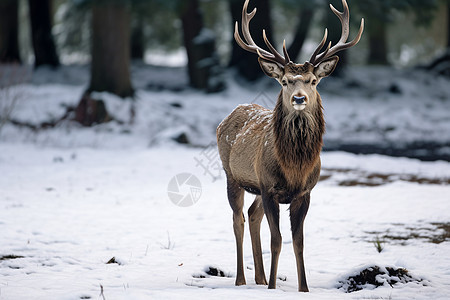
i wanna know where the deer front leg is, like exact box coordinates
[262,193,281,289]
[289,193,311,292]
[248,195,267,285]
[227,178,246,286]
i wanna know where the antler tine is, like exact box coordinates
[309,0,364,66]
[262,30,287,65]
[241,0,257,47]
[234,0,289,66]
[309,28,328,64]
[330,0,349,43]
[283,40,291,64]
[234,22,274,60]
[316,18,364,63]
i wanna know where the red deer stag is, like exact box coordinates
[216,0,363,292]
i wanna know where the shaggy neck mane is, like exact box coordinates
[272,90,325,189]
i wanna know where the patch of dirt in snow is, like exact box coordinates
[0,255,25,261]
[364,222,450,245]
[337,265,427,293]
[320,167,450,186]
[105,256,122,265]
[192,266,231,279]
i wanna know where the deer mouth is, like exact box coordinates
[292,95,306,110]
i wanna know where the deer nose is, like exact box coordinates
[293,95,306,105]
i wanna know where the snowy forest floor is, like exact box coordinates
[1,63,450,160]
[0,64,449,299]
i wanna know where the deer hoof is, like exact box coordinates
[235,277,246,286]
[255,277,268,285]
[299,286,309,292]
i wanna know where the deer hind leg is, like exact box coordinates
[262,193,282,289]
[290,193,311,292]
[248,195,267,285]
[227,177,246,286]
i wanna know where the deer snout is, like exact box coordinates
[293,95,306,105]
[292,95,307,110]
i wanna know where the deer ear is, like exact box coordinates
[314,56,339,79]
[258,58,284,80]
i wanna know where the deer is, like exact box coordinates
[216,0,363,292]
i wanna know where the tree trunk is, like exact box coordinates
[180,0,203,87]
[447,1,450,48]
[228,0,273,81]
[367,17,388,65]
[0,0,21,63]
[28,0,59,68]
[89,3,134,98]
[131,14,145,60]
[287,7,314,62]
[180,0,224,91]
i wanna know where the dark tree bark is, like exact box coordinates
[0,0,21,63]
[367,18,388,65]
[228,0,273,81]
[74,93,110,126]
[447,1,450,48]
[28,0,59,68]
[287,7,314,63]
[131,14,145,60]
[88,3,134,98]
[180,0,223,91]
[180,0,203,87]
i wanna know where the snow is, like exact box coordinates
[1,145,449,299]
[0,64,450,299]
[322,67,450,150]
[2,64,449,160]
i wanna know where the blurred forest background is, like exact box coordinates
[0,0,449,100]
[0,0,450,132]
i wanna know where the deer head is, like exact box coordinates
[234,0,364,112]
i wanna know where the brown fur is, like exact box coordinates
[273,90,324,190]
[216,61,327,291]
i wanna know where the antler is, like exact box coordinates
[234,0,290,66]
[309,0,364,66]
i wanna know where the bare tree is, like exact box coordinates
[180,0,224,91]
[355,0,439,65]
[130,9,145,60]
[88,2,134,98]
[0,0,21,63]
[447,0,450,48]
[367,18,388,65]
[28,0,60,67]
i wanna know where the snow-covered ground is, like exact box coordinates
[1,145,449,299]
[1,64,450,159]
[0,64,450,299]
